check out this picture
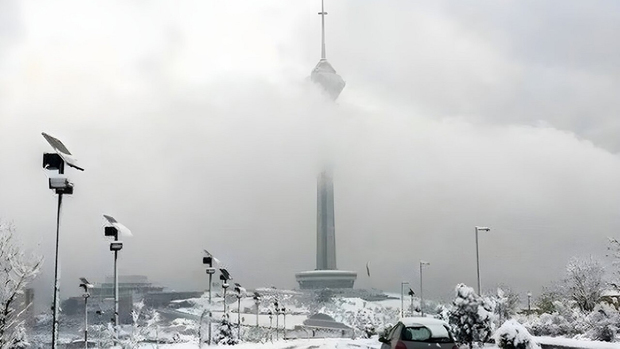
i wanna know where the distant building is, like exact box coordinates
[91,275,164,299]
[61,275,162,324]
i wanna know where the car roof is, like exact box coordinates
[400,317,449,327]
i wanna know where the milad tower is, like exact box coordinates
[295,0,357,289]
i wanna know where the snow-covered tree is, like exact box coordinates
[607,238,620,289]
[448,283,494,348]
[214,316,239,345]
[535,287,562,314]
[114,301,161,348]
[0,221,42,349]
[561,257,605,312]
[495,319,540,349]
[494,287,520,325]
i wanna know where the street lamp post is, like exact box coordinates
[253,292,261,327]
[234,284,244,340]
[407,288,415,316]
[79,278,93,349]
[400,281,410,318]
[95,310,104,349]
[220,268,232,319]
[282,307,287,340]
[474,226,490,295]
[42,132,84,349]
[103,215,132,341]
[419,261,430,316]
[274,301,280,341]
[202,252,217,346]
[268,310,273,342]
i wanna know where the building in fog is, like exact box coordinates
[295,0,357,290]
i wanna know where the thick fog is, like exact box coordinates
[1,0,620,309]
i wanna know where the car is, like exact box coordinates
[379,317,458,349]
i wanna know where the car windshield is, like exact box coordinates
[402,325,452,343]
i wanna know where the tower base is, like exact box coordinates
[295,270,357,290]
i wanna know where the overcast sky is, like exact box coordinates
[2,0,620,308]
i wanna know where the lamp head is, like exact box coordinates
[79,277,93,292]
[42,132,84,171]
[219,268,231,281]
[103,215,132,238]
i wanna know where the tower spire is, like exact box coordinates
[319,0,327,59]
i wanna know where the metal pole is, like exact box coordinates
[400,282,404,318]
[256,300,259,327]
[84,294,88,349]
[410,295,414,317]
[51,192,63,349]
[237,296,241,340]
[475,227,481,295]
[283,311,286,339]
[420,263,424,317]
[208,273,212,345]
[527,293,531,312]
[223,286,227,317]
[114,238,119,341]
[98,312,102,349]
[199,311,205,348]
[276,311,279,340]
[269,314,273,342]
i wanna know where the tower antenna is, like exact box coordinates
[319,0,327,59]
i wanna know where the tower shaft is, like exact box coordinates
[316,170,337,270]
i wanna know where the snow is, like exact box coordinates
[495,320,539,349]
[400,317,448,327]
[138,337,382,349]
[534,336,620,349]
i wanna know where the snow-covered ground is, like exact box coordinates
[535,336,620,349]
[140,338,381,349]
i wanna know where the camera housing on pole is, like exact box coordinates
[42,132,83,349]
[103,215,132,342]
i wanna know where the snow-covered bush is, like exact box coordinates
[214,317,239,345]
[585,303,620,342]
[524,300,587,337]
[434,304,450,322]
[495,320,540,349]
[448,283,495,348]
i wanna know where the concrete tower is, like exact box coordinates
[316,170,336,270]
[296,0,357,290]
